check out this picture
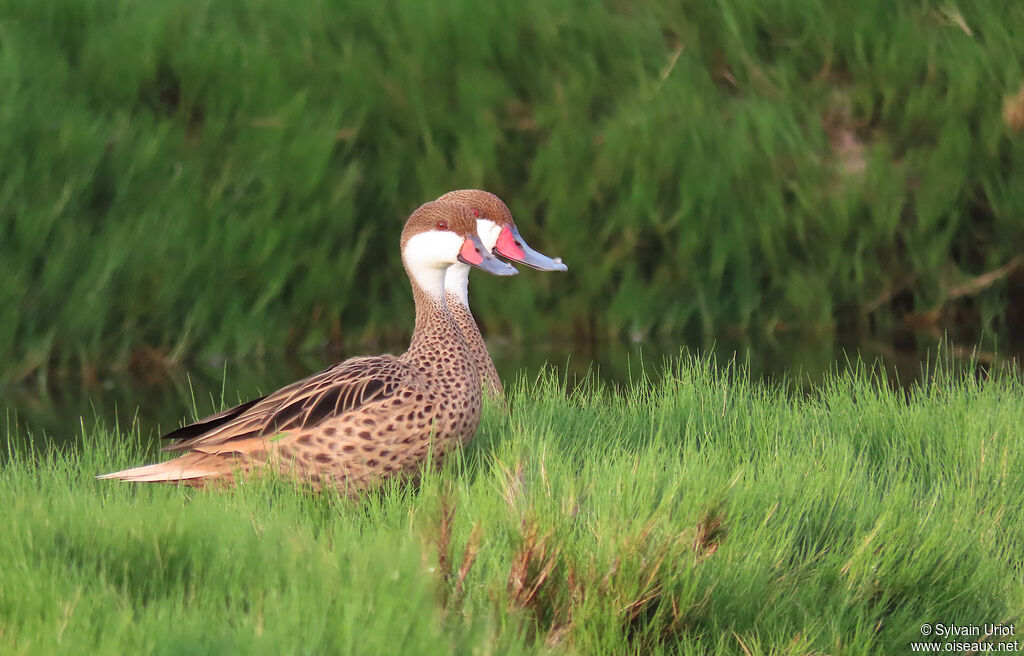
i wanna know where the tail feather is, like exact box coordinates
[96,454,225,483]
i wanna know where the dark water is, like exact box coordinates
[2,336,1020,447]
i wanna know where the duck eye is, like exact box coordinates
[472,209,479,217]
[436,220,448,230]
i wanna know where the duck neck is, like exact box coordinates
[402,267,478,391]
[445,264,504,400]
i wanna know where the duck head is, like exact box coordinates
[436,189,568,272]
[401,201,517,294]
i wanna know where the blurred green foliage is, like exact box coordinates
[1,0,1022,379]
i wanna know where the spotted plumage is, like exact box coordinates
[98,201,517,494]
[446,299,504,400]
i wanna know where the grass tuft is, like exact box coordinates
[2,354,1023,653]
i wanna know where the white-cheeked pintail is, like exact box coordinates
[99,201,517,494]
[437,189,567,402]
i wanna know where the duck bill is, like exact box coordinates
[494,225,567,272]
[459,234,518,276]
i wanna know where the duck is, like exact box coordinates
[98,200,517,494]
[436,189,567,401]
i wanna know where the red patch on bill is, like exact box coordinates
[495,226,526,261]
[459,238,483,265]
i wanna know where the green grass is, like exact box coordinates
[2,0,1024,380]
[3,355,1023,654]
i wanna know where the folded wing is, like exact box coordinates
[162,356,418,454]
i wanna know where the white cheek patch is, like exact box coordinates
[476,219,503,252]
[403,230,465,297]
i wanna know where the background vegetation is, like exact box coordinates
[3,359,1023,654]
[2,0,1023,381]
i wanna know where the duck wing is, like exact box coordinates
[161,356,421,454]
[159,396,266,444]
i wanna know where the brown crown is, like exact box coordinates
[400,200,480,248]
[435,189,515,226]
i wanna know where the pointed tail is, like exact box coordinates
[96,453,223,484]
